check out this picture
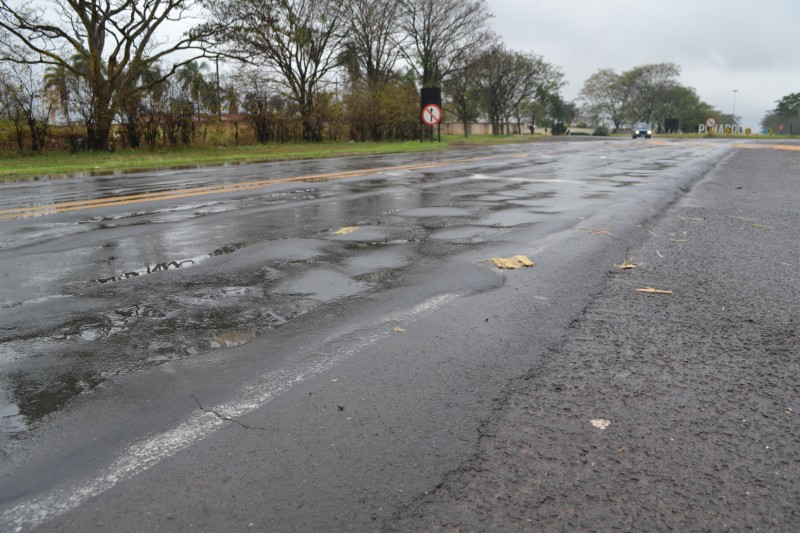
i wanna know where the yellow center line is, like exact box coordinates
[1,154,517,220]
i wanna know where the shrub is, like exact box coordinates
[592,126,609,136]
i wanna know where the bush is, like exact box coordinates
[592,126,609,136]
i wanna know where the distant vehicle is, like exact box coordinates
[632,123,652,139]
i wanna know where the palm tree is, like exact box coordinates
[176,61,212,121]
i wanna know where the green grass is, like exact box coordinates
[0,135,538,182]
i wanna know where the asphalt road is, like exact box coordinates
[0,138,798,531]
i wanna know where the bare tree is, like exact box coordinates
[0,0,213,150]
[399,0,495,87]
[476,45,563,135]
[0,63,57,152]
[344,0,403,86]
[203,0,346,142]
[443,53,482,137]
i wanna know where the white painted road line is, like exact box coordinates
[1,293,457,532]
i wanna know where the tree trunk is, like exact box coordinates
[88,89,115,151]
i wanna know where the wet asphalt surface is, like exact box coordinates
[0,138,798,531]
[391,144,800,531]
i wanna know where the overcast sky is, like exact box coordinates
[489,0,800,128]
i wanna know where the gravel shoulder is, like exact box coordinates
[392,146,800,531]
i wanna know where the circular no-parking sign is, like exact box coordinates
[421,104,442,126]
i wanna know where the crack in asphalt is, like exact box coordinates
[191,395,268,432]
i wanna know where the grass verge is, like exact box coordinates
[0,135,537,182]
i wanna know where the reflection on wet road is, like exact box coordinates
[0,139,729,439]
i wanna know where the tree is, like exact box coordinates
[474,46,563,135]
[203,0,347,142]
[774,92,800,118]
[578,68,626,132]
[177,61,213,122]
[399,0,495,87]
[666,85,715,133]
[0,63,58,153]
[0,0,213,150]
[618,63,681,126]
[545,93,576,132]
[763,92,800,133]
[344,0,403,86]
[118,62,166,148]
[443,55,482,137]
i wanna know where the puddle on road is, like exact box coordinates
[273,268,369,302]
[582,192,613,200]
[474,209,543,228]
[353,269,398,284]
[0,262,369,435]
[427,226,510,243]
[209,328,257,349]
[1,367,103,435]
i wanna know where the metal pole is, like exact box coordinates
[732,89,738,122]
[216,57,222,120]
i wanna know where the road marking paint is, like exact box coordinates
[0,155,514,220]
[0,293,457,531]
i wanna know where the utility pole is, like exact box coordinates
[216,57,222,121]
[732,89,738,123]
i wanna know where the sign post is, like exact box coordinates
[420,87,442,142]
[705,117,717,136]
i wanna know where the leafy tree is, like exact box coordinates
[578,68,626,132]
[657,84,715,133]
[618,63,681,126]
[762,93,800,133]
[177,61,213,121]
[118,63,166,148]
[774,92,800,118]
[203,0,347,142]
[580,63,714,131]
[545,93,576,132]
[399,0,495,87]
[0,0,214,150]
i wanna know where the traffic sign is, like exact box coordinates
[422,104,442,126]
[705,117,717,130]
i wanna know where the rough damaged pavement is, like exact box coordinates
[390,148,800,531]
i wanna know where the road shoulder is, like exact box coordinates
[392,146,800,530]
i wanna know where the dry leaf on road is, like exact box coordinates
[635,287,673,295]
[615,259,637,270]
[491,255,535,269]
[334,226,359,235]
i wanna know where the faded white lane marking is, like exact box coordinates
[1,293,457,532]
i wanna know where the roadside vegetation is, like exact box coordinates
[0,134,538,182]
